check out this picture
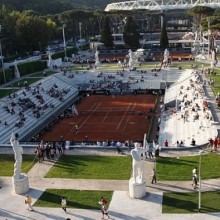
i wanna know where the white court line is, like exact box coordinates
[70,102,100,132]
[122,103,137,132]
[79,102,102,128]
[101,107,112,124]
[116,103,133,131]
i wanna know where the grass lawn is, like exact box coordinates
[156,153,220,181]
[212,87,220,95]
[0,78,43,99]
[34,189,113,209]
[21,77,43,85]
[31,70,57,77]
[0,89,19,98]
[169,61,210,69]
[206,69,220,95]
[163,191,220,213]
[209,74,220,85]
[71,61,210,72]
[8,78,43,89]
[45,155,132,180]
[0,154,36,176]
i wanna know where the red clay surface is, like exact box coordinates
[39,94,157,142]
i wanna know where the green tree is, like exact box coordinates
[94,10,104,34]
[201,16,220,52]
[57,9,95,41]
[160,16,169,50]
[187,6,214,42]
[187,6,214,21]
[100,16,113,49]
[123,16,140,49]
[16,14,54,52]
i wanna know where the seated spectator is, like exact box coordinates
[176,140,180,147]
[180,140,184,147]
[191,138,196,146]
[116,141,122,147]
[111,140,116,146]
[116,145,123,154]
[164,140,168,147]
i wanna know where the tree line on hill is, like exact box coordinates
[0,0,121,15]
[0,4,220,60]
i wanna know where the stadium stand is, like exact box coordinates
[159,70,218,147]
[0,76,79,144]
[0,65,218,148]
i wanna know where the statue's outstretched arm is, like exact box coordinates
[10,132,16,143]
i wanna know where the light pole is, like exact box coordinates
[62,24,67,61]
[0,25,6,84]
[79,22,82,51]
[200,25,205,54]
[207,18,210,57]
[198,150,204,212]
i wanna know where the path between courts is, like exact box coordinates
[1,149,220,220]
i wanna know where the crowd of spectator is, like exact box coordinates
[159,68,217,147]
[0,75,78,143]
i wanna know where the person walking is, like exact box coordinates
[192,167,198,189]
[208,138,214,151]
[61,197,67,212]
[151,168,157,184]
[148,145,154,159]
[164,140,168,147]
[25,195,34,211]
[214,137,218,151]
[34,145,43,163]
[75,124,79,134]
[99,197,110,219]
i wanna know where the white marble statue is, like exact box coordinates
[128,49,134,67]
[210,50,215,68]
[131,142,145,183]
[48,53,53,68]
[211,50,216,62]
[13,60,20,79]
[163,49,169,63]
[10,133,23,180]
[118,60,122,67]
[95,50,100,67]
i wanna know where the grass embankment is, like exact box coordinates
[0,154,36,176]
[45,155,132,180]
[157,153,220,181]
[35,189,113,209]
[163,191,220,213]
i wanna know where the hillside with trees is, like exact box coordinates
[0,0,121,15]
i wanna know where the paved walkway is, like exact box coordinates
[1,148,220,220]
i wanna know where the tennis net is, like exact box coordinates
[79,110,136,115]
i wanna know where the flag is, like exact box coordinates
[143,133,148,158]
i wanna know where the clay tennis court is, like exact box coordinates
[39,94,158,142]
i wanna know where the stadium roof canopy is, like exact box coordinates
[105,0,220,12]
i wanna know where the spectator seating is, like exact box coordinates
[159,71,218,147]
[0,76,79,143]
[164,69,193,105]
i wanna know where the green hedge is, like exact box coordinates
[0,61,47,85]
[0,68,12,85]
[51,47,77,60]
[17,61,47,76]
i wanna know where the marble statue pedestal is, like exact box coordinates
[129,178,146,199]
[12,173,29,194]
[95,61,100,68]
